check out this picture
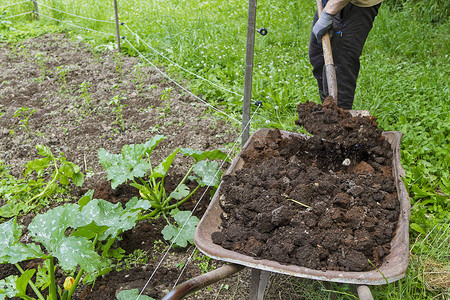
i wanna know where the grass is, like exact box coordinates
[1,0,449,298]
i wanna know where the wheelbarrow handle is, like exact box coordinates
[315,0,338,104]
[162,264,245,300]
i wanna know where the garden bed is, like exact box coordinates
[0,33,242,299]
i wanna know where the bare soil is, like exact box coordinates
[212,99,400,272]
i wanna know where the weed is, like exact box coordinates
[193,250,216,274]
[108,95,127,132]
[79,81,93,108]
[133,64,145,92]
[56,66,72,94]
[13,106,36,139]
[114,249,149,271]
[0,145,84,218]
[112,52,123,77]
[34,53,48,81]
[160,87,172,101]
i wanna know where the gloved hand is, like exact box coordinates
[312,11,335,45]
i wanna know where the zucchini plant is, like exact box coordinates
[98,135,229,220]
[0,191,150,300]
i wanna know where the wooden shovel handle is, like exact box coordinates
[316,0,338,104]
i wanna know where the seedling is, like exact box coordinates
[160,87,172,101]
[112,52,123,77]
[114,249,148,271]
[13,106,36,139]
[108,95,127,132]
[79,81,93,108]
[133,64,145,92]
[34,53,48,81]
[56,66,72,93]
[98,135,229,219]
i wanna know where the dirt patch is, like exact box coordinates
[212,98,400,272]
[0,33,236,181]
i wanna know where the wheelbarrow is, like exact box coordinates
[163,127,410,300]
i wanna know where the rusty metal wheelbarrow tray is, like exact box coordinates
[194,128,411,286]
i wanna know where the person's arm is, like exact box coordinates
[323,0,351,15]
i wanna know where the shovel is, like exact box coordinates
[316,0,338,104]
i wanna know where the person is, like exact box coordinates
[309,0,382,110]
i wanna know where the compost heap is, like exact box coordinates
[212,98,400,272]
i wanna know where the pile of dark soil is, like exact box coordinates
[212,98,400,272]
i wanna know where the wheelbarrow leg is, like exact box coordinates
[356,285,374,300]
[249,269,270,300]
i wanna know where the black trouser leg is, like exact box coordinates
[308,3,381,109]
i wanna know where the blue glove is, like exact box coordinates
[312,11,335,45]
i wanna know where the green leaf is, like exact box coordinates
[180,148,230,163]
[71,222,109,240]
[59,164,74,179]
[151,148,180,178]
[410,223,426,235]
[116,289,155,300]
[99,136,167,189]
[99,146,151,189]
[411,185,433,198]
[143,135,166,156]
[97,148,119,170]
[15,269,35,298]
[440,178,450,196]
[0,201,30,218]
[125,196,152,212]
[27,204,107,273]
[58,162,84,187]
[80,199,141,241]
[0,275,18,299]
[78,189,94,207]
[0,218,44,264]
[193,161,222,187]
[161,211,199,248]
[53,236,106,273]
[36,145,53,158]
[24,157,52,177]
[35,259,51,290]
[28,204,84,249]
[72,172,85,187]
[169,184,190,200]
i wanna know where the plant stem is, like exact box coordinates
[165,184,200,211]
[287,198,312,209]
[25,159,59,205]
[48,257,57,300]
[67,268,84,299]
[137,208,160,220]
[164,165,194,205]
[14,263,46,300]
